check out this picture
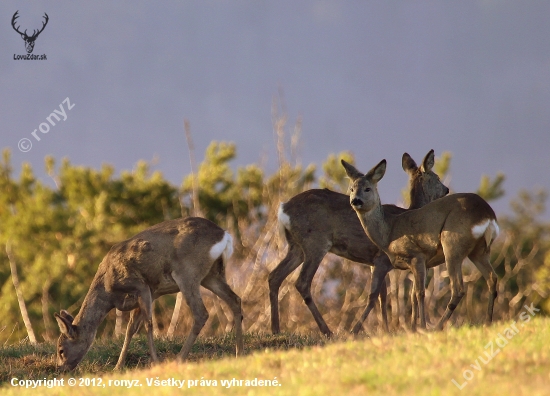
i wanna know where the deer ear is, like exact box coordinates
[366,159,386,183]
[341,160,363,180]
[402,153,418,174]
[55,312,77,339]
[59,309,75,323]
[420,149,435,173]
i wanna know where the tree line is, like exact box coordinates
[0,132,548,343]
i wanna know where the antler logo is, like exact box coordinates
[11,11,49,54]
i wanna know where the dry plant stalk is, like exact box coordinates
[6,241,37,345]
[184,118,202,218]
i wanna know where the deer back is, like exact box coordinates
[102,217,228,296]
[392,193,495,236]
[279,189,381,262]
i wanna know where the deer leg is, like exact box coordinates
[410,278,418,332]
[136,287,159,363]
[202,273,244,357]
[114,308,143,370]
[295,246,331,336]
[389,270,400,330]
[268,240,304,334]
[468,242,498,324]
[410,258,427,330]
[176,282,208,361]
[378,276,389,332]
[436,255,465,331]
[352,255,392,334]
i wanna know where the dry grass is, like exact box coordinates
[1,317,549,395]
[0,332,328,385]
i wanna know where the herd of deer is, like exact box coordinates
[54,150,500,371]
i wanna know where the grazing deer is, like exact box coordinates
[54,217,243,371]
[342,158,499,330]
[270,150,449,336]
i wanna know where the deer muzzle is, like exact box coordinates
[351,198,363,208]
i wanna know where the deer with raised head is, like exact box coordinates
[342,157,499,330]
[269,150,449,336]
[54,217,243,371]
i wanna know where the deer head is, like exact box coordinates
[11,11,49,54]
[54,310,92,371]
[342,158,387,214]
[402,149,450,206]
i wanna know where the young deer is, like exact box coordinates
[54,217,243,371]
[269,150,449,336]
[342,158,499,330]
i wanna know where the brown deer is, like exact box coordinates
[342,158,499,330]
[269,150,449,336]
[54,217,243,371]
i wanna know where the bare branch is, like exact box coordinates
[6,241,37,345]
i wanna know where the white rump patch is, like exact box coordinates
[209,231,234,262]
[471,219,500,246]
[471,220,490,239]
[278,202,291,231]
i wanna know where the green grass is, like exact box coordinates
[0,332,326,387]
[1,317,550,395]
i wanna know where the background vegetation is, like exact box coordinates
[0,109,548,349]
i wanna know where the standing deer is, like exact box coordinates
[54,217,243,371]
[342,158,499,330]
[270,150,449,336]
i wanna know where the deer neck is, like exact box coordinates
[73,274,114,344]
[356,203,392,253]
[408,179,429,209]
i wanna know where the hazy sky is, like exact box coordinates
[1,1,549,218]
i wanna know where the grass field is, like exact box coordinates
[1,315,549,395]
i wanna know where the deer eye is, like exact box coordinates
[350,187,354,192]
[364,188,371,192]
[59,349,64,357]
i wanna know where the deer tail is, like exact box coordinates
[210,231,234,262]
[484,219,500,247]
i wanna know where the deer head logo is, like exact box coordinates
[11,11,49,54]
